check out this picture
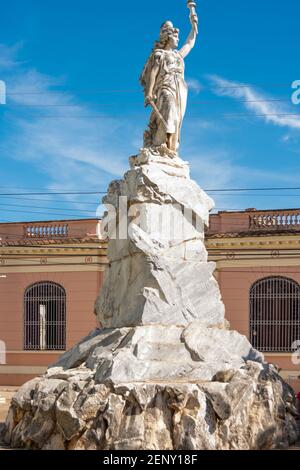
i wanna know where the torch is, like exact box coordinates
[187,0,198,35]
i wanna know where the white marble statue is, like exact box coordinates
[140,2,198,152]
[3,1,299,452]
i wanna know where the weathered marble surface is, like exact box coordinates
[49,324,264,384]
[2,326,298,450]
[95,149,225,328]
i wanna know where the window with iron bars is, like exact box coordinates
[24,281,66,351]
[250,276,300,353]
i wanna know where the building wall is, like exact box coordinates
[0,219,100,240]
[0,270,103,386]
[207,209,300,393]
[219,266,300,337]
[0,218,106,386]
[218,267,300,393]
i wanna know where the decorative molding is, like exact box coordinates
[211,259,300,269]
[206,234,300,250]
[226,251,236,260]
[0,365,47,375]
[0,265,106,273]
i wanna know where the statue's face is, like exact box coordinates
[169,34,179,49]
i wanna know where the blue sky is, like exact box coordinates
[0,0,300,222]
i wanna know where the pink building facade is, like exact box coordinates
[207,208,300,393]
[0,210,299,392]
[0,219,106,386]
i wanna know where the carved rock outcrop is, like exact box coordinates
[2,326,298,450]
[95,149,224,328]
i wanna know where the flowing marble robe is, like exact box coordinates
[140,48,188,149]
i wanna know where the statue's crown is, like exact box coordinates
[160,21,179,38]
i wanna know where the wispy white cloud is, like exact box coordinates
[186,78,203,95]
[189,145,296,183]
[209,75,300,131]
[1,46,142,209]
[2,43,300,219]
[0,43,23,70]
[190,154,300,212]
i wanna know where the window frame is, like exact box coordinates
[24,281,66,351]
[249,276,300,353]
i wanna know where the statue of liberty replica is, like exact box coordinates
[141,3,198,152]
[2,1,299,450]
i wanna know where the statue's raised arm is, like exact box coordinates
[140,1,199,154]
[180,1,199,58]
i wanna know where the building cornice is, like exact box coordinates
[206,234,300,250]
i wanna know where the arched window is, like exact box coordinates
[24,282,66,350]
[250,276,300,352]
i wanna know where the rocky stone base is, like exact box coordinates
[95,149,225,329]
[2,326,299,450]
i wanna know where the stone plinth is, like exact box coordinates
[95,148,224,328]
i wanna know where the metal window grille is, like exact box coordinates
[24,282,66,350]
[250,276,300,352]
